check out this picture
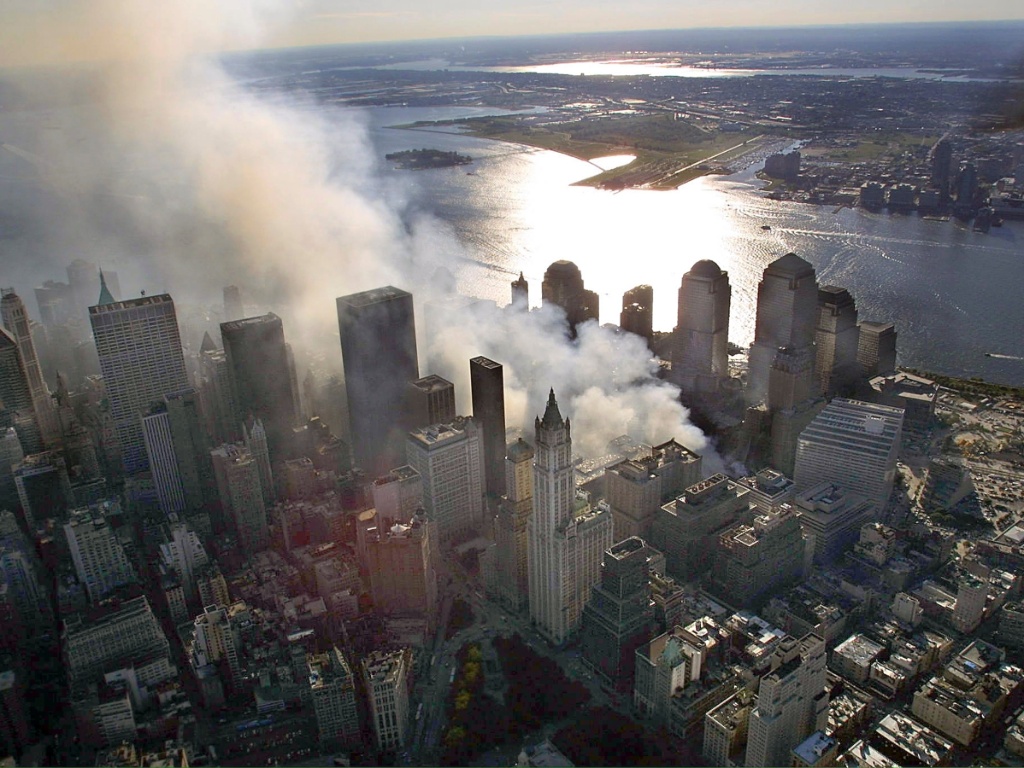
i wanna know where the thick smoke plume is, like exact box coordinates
[0,1,715,464]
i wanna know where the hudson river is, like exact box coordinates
[359,106,1024,387]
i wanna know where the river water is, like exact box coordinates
[358,106,1024,386]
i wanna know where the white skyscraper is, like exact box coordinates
[794,398,904,514]
[528,390,613,645]
[673,260,731,393]
[64,505,136,602]
[89,294,189,475]
[159,523,209,608]
[406,416,483,543]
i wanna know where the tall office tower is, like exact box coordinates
[0,523,52,638]
[470,356,507,499]
[814,286,860,397]
[164,388,213,511]
[604,440,704,541]
[794,398,904,514]
[747,253,818,405]
[308,647,360,751]
[673,260,731,392]
[196,562,230,611]
[541,260,600,337]
[954,161,979,211]
[337,287,419,476]
[63,506,136,602]
[243,418,274,506]
[528,390,614,645]
[196,338,237,443]
[141,404,186,516]
[371,465,422,526]
[0,429,23,514]
[493,439,534,612]
[767,345,825,477]
[620,284,654,343]
[67,259,99,314]
[159,523,209,608]
[365,508,438,625]
[1,290,57,447]
[650,474,751,581]
[89,294,189,475]
[221,313,297,461]
[793,483,874,565]
[511,272,529,309]
[222,285,243,321]
[210,443,269,555]
[710,505,807,608]
[580,537,655,692]
[745,633,829,768]
[362,648,412,753]
[33,280,74,327]
[62,596,171,692]
[407,375,456,429]
[930,137,954,201]
[856,321,897,379]
[0,328,43,455]
[13,451,73,529]
[406,416,483,543]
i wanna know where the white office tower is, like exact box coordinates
[89,294,189,475]
[794,398,904,514]
[141,406,185,516]
[64,505,136,602]
[406,416,484,543]
[159,523,209,608]
[746,633,829,768]
[528,390,613,645]
[747,254,819,405]
[191,604,242,686]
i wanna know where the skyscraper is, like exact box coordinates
[407,374,456,429]
[814,286,860,397]
[222,285,243,321]
[0,328,43,455]
[580,537,655,691]
[221,313,297,461]
[793,398,904,514]
[337,287,419,476]
[141,404,185,516]
[365,508,438,626]
[620,284,654,344]
[857,321,898,379]
[493,438,534,612]
[745,634,829,768]
[308,647,360,751]
[673,260,731,392]
[164,388,213,512]
[511,272,529,309]
[470,356,507,499]
[747,254,818,405]
[89,294,189,475]
[1,290,57,447]
[406,416,483,543]
[541,260,600,337]
[211,443,268,555]
[64,506,136,603]
[528,390,613,644]
[362,648,412,753]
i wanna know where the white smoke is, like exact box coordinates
[0,1,718,466]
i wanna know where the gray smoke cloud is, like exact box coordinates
[0,1,717,466]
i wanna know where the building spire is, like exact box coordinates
[97,269,115,306]
[541,388,563,429]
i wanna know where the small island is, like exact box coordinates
[385,148,473,170]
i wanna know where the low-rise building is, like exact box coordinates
[831,634,884,685]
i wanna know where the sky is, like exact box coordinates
[3,0,1024,68]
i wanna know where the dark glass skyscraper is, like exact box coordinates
[541,260,599,337]
[220,313,297,461]
[470,356,506,498]
[337,287,419,476]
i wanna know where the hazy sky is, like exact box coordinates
[268,0,1024,48]
[3,0,1024,69]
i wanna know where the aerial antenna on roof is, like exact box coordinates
[141,290,146,297]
